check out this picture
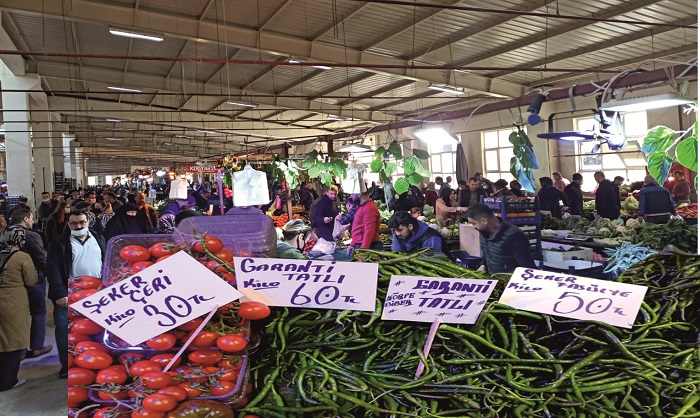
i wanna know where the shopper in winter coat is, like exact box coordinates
[311,186,340,242]
[347,194,382,254]
[458,178,487,208]
[538,177,570,219]
[277,219,314,260]
[45,202,72,244]
[564,173,584,216]
[639,175,676,224]
[104,203,147,241]
[466,204,535,273]
[553,172,570,193]
[435,188,465,225]
[0,226,38,391]
[387,211,451,258]
[509,180,525,197]
[492,179,515,198]
[424,182,439,208]
[594,171,621,220]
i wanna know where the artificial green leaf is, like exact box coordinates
[388,141,403,159]
[510,156,521,179]
[375,146,387,160]
[394,178,410,195]
[415,162,431,178]
[648,151,674,185]
[518,169,536,194]
[321,171,333,188]
[508,132,520,146]
[316,162,328,171]
[403,157,418,176]
[379,171,389,185]
[301,157,316,168]
[332,159,347,171]
[676,135,698,172]
[308,150,319,159]
[308,166,321,178]
[385,162,398,175]
[642,126,677,155]
[407,172,424,186]
[413,148,430,160]
[518,128,534,148]
[370,159,383,173]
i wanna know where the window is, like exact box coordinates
[575,111,648,192]
[482,129,514,182]
[428,140,457,184]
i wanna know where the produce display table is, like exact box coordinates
[541,235,619,253]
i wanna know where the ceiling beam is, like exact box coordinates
[449,0,664,67]
[311,2,371,41]
[36,62,397,123]
[0,11,27,74]
[0,0,526,98]
[259,0,294,31]
[487,17,699,79]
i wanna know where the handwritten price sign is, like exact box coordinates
[233,258,378,311]
[499,268,647,328]
[382,276,496,324]
[72,251,242,345]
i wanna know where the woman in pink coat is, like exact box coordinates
[347,193,383,255]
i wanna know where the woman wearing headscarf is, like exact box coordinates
[44,202,71,244]
[0,227,38,390]
[435,187,465,226]
[103,203,145,241]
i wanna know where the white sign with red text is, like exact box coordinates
[71,251,242,345]
[498,268,647,328]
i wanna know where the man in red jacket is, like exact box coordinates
[347,193,383,255]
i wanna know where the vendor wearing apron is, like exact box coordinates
[639,175,677,224]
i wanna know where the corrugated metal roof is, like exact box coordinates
[5,12,74,53]
[127,37,189,76]
[262,0,362,39]
[139,0,209,19]
[202,0,289,30]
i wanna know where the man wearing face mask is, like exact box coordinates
[466,204,535,273]
[47,211,106,378]
[38,192,55,231]
[277,219,315,259]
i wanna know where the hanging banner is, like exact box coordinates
[184,164,220,174]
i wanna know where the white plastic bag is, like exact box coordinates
[342,167,367,195]
[233,165,270,207]
[333,217,351,240]
[310,237,336,255]
[169,178,188,200]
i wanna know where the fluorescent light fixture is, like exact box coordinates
[197,129,218,134]
[327,115,343,121]
[156,170,166,177]
[414,127,459,145]
[105,118,122,123]
[288,59,300,64]
[174,135,194,139]
[105,137,123,141]
[227,101,257,108]
[538,132,596,141]
[108,86,142,93]
[601,93,694,112]
[428,85,465,95]
[313,65,333,70]
[109,28,164,42]
[337,143,372,153]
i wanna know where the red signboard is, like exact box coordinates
[184,164,219,173]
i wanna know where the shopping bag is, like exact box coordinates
[310,237,336,255]
[332,217,351,240]
[342,167,367,195]
[233,165,270,206]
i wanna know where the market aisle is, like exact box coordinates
[0,300,67,416]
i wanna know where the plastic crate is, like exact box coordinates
[89,354,249,405]
[101,234,176,285]
[451,251,483,270]
[175,210,278,259]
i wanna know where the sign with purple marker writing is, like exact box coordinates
[499,268,647,328]
[233,258,378,311]
[71,251,242,345]
[381,276,496,324]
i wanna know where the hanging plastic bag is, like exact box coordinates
[342,167,367,195]
[169,177,188,200]
[333,217,351,240]
[233,165,270,207]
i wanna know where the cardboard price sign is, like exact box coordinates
[233,258,378,311]
[72,251,242,345]
[499,268,647,329]
[382,276,496,324]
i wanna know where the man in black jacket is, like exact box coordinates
[47,211,106,378]
[9,209,54,358]
[458,177,487,208]
[564,173,584,216]
[594,171,621,220]
[466,204,535,273]
[538,177,569,219]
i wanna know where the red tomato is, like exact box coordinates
[177,382,203,398]
[234,250,253,257]
[74,341,110,354]
[117,352,145,365]
[98,390,131,401]
[130,360,163,376]
[216,335,247,352]
[217,356,244,371]
[93,407,130,418]
[230,396,249,410]
[68,355,74,368]
[192,331,219,347]
[188,350,222,366]
[149,353,181,368]
[146,333,177,350]
[131,409,165,418]
[120,245,152,262]
[72,276,103,290]
[149,242,180,259]
[70,318,104,335]
[208,380,235,396]
[67,386,89,404]
[237,301,271,320]
[156,386,188,402]
[67,368,96,385]
[68,332,91,346]
[96,367,129,384]
[214,249,234,262]
[177,317,204,332]
[140,372,173,389]
[192,235,224,254]
[69,289,98,303]
[131,261,154,272]
[142,394,178,412]
[74,351,113,369]
[220,272,235,284]
[205,259,230,274]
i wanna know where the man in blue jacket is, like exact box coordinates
[639,175,676,224]
[387,211,450,257]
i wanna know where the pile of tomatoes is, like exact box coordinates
[68,232,272,418]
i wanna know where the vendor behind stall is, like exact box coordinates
[387,211,451,258]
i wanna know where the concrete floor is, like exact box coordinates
[0,300,67,416]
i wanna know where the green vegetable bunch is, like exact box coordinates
[638,219,698,252]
